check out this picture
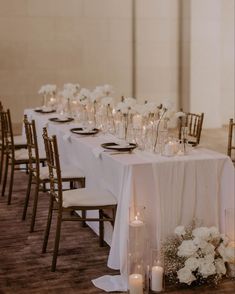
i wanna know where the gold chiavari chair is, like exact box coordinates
[23,115,86,233]
[42,128,117,271]
[0,109,45,204]
[0,102,28,184]
[227,118,235,164]
[178,112,204,146]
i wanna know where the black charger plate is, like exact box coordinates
[70,127,99,135]
[101,142,137,152]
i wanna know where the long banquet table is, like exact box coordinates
[24,109,235,291]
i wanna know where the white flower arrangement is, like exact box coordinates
[116,97,137,114]
[38,84,57,95]
[163,223,230,287]
[77,88,91,105]
[63,83,80,94]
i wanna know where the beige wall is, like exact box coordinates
[135,0,180,108]
[0,0,234,127]
[183,0,234,128]
[0,0,133,123]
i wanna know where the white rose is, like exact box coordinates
[124,97,136,107]
[174,225,186,237]
[177,267,196,285]
[162,99,173,110]
[185,257,200,271]
[101,96,114,106]
[116,102,129,114]
[178,240,198,257]
[204,254,215,263]
[215,258,226,275]
[103,84,114,96]
[144,102,158,114]
[175,111,186,118]
[221,234,229,246]
[209,227,220,239]
[198,258,216,278]
[192,227,210,241]
[201,243,215,255]
[224,246,235,263]
[193,237,207,249]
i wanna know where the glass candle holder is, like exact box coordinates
[150,249,164,293]
[225,208,235,242]
[128,252,147,294]
[128,206,148,293]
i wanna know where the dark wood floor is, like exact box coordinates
[0,170,234,293]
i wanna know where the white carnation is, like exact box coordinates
[215,258,226,275]
[178,240,198,257]
[174,225,186,236]
[185,257,200,271]
[198,258,216,278]
[177,267,196,285]
[192,227,210,241]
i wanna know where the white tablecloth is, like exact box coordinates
[24,109,235,291]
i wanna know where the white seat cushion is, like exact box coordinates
[62,188,117,208]
[14,149,29,161]
[39,166,85,180]
[14,135,27,146]
[0,136,27,146]
[11,149,46,161]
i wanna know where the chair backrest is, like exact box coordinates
[0,109,15,158]
[0,101,3,141]
[227,118,235,163]
[24,115,40,175]
[179,112,204,146]
[42,127,63,207]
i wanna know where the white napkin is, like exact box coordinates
[63,134,72,143]
[92,275,126,292]
[92,147,103,159]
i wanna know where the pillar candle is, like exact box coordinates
[129,273,143,294]
[151,265,164,292]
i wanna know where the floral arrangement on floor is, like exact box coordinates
[162,223,234,287]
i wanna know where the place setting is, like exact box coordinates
[49,116,74,123]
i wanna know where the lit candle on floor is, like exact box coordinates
[129,273,143,294]
[151,265,164,292]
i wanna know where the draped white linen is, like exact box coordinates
[24,109,235,292]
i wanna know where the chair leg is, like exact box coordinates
[30,179,40,232]
[99,209,104,247]
[42,195,54,254]
[22,171,33,220]
[51,211,62,272]
[81,210,87,227]
[0,147,4,184]
[70,181,74,189]
[1,155,9,197]
[7,160,15,205]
